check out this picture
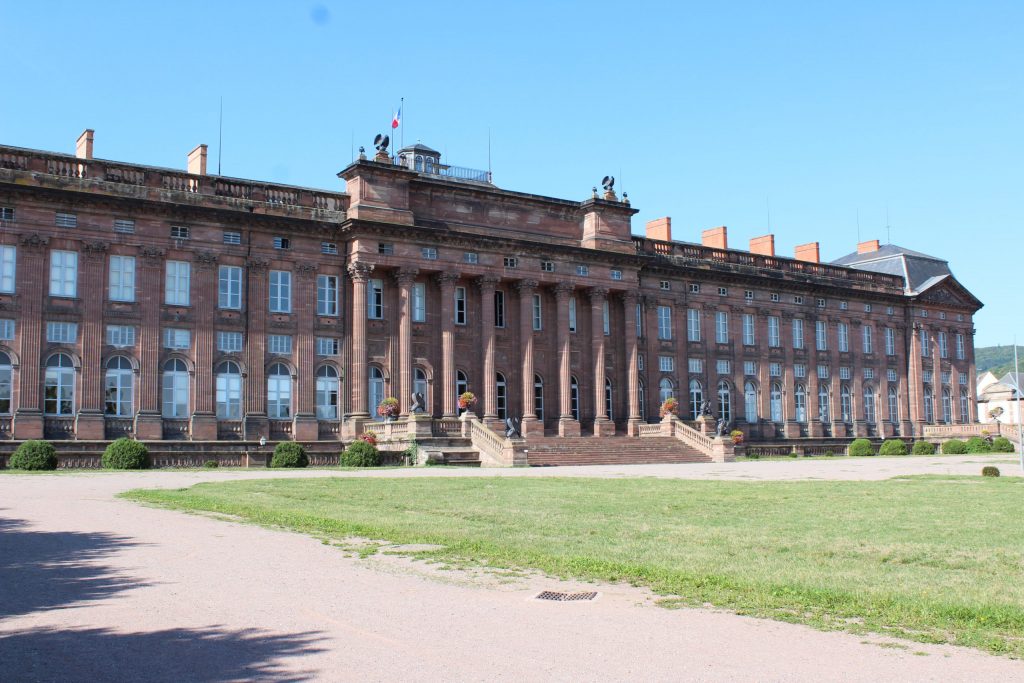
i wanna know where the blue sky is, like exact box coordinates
[2,1,1020,346]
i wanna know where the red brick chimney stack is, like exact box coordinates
[645,217,672,241]
[857,239,880,254]
[75,129,94,160]
[701,226,728,249]
[794,242,821,263]
[749,234,775,256]
[188,144,208,176]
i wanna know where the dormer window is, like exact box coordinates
[415,155,423,172]
[425,157,435,173]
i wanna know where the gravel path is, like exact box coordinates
[1,457,1021,682]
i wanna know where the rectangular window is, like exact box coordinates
[576,264,589,276]
[688,283,699,293]
[55,212,77,228]
[715,311,729,343]
[718,286,728,296]
[378,243,394,255]
[540,260,554,272]
[742,314,755,345]
[863,326,873,354]
[495,291,506,328]
[273,236,290,250]
[610,269,623,281]
[532,294,542,330]
[792,319,804,349]
[317,275,339,316]
[660,281,671,291]
[412,283,426,322]
[568,296,577,332]
[793,295,803,305]
[0,319,14,340]
[865,303,872,313]
[638,354,644,371]
[218,266,242,309]
[321,242,338,255]
[106,325,136,347]
[0,207,14,221]
[602,300,610,336]
[839,300,848,310]
[921,309,928,318]
[770,293,779,303]
[838,323,849,352]
[888,306,895,315]
[744,360,757,375]
[939,311,946,320]
[959,372,968,385]
[794,364,806,379]
[769,362,782,377]
[503,256,518,268]
[768,316,780,347]
[938,332,948,358]
[716,360,730,375]
[0,245,16,293]
[687,308,700,342]
[888,368,898,383]
[316,337,339,356]
[659,356,674,372]
[269,270,291,313]
[223,231,241,245]
[920,328,929,356]
[217,331,243,352]
[864,368,875,380]
[636,303,643,338]
[885,327,896,356]
[815,320,827,351]
[107,256,136,302]
[46,322,78,343]
[745,290,754,301]
[817,364,829,379]
[421,247,438,260]
[113,219,135,234]
[455,286,467,325]
[840,366,851,380]
[464,252,479,264]
[49,250,78,298]
[268,334,292,354]
[165,260,191,305]
[163,328,191,349]
[688,358,703,373]
[923,369,933,383]
[816,298,826,308]
[658,306,672,340]
[940,371,951,385]
[170,225,190,240]
[369,279,384,319]
[955,333,965,360]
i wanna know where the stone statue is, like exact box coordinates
[411,392,425,413]
[505,416,522,439]
[716,417,729,437]
[699,399,713,418]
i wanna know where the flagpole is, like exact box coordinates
[400,96,404,153]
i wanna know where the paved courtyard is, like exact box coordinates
[1,456,1021,681]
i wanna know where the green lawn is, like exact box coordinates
[124,475,1024,657]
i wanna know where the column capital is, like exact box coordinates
[514,279,539,293]
[82,241,109,259]
[140,246,167,263]
[588,286,609,302]
[433,270,461,288]
[295,262,319,278]
[247,256,271,273]
[392,267,419,286]
[553,282,574,299]
[475,275,501,291]
[347,261,375,282]
[192,250,219,270]
[621,290,640,306]
[17,233,50,250]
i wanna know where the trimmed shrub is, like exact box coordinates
[202,460,219,468]
[823,450,835,457]
[942,439,968,455]
[270,442,308,468]
[911,440,935,455]
[982,466,1001,477]
[878,439,908,456]
[847,439,874,457]
[965,436,992,454]
[991,437,1015,454]
[341,440,381,467]
[101,438,150,470]
[9,440,58,471]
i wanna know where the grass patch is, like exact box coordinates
[123,475,1024,657]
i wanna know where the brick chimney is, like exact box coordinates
[749,234,775,256]
[702,226,728,249]
[75,129,94,160]
[857,239,880,254]
[188,144,208,176]
[795,242,820,263]
[646,217,672,242]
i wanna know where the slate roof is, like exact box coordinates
[832,244,952,293]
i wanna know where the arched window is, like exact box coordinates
[316,365,339,420]
[104,356,134,416]
[923,385,934,423]
[414,155,423,171]
[770,382,783,423]
[425,157,435,174]
[534,374,544,420]
[414,368,429,409]
[888,385,899,424]
[638,379,646,421]
[605,378,613,421]
[941,388,952,424]
[570,375,580,421]
[659,377,675,407]
[456,370,468,414]
[864,385,876,424]
[959,392,969,423]
[685,379,699,418]
[267,363,292,419]
[161,359,189,418]
[818,385,830,423]
[496,373,507,420]
[795,384,807,423]
[369,366,385,420]
[743,381,758,423]
[45,354,76,416]
[215,361,242,420]
[0,351,13,415]
[717,380,732,423]
[840,384,852,423]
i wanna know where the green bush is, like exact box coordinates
[847,439,874,457]
[965,436,992,454]
[911,440,936,455]
[991,437,1015,453]
[823,450,835,457]
[341,440,381,467]
[101,438,150,470]
[982,466,1001,477]
[9,440,58,470]
[942,439,968,455]
[270,442,308,468]
[202,460,219,468]
[878,439,908,456]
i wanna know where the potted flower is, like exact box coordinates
[659,397,679,419]
[377,397,400,422]
[458,391,477,411]
[729,429,744,445]
[359,430,378,446]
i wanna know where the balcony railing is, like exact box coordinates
[391,155,492,183]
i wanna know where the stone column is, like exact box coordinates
[476,275,500,424]
[392,268,418,417]
[623,292,642,435]
[555,283,580,436]
[190,251,219,440]
[134,246,165,440]
[347,262,373,422]
[292,262,320,441]
[515,279,540,436]
[12,235,48,439]
[435,271,460,417]
[74,242,108,440]
[590,287,614,436]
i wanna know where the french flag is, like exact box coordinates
[391,106,401,129]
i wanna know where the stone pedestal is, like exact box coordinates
[75,411,105,440]
[408,412,434,439]
[695,415,715,436]
[627,418,644,437]
[557,417,581,437]
[460,411,478,438]
[592,418,615,437]
[783,420,801,438]
[519,416,543,438]
[710,436,735,463]
[808,421,824,438]
[292,413,318,441]
[190,412,218,441]
[661,415,676,437]
[853,420,867,437]
[13,410,43,439]
[881,421,896,438]
[134,412,163,440]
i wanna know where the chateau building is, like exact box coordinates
[0,130,982,443]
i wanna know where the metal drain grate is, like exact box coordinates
[536,591,598,602]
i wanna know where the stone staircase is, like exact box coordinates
[525,435,712,467]
[419,437,481,467]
